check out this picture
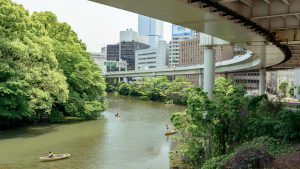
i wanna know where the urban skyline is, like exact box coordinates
[12,0,172,52]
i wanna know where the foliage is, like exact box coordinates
[237,136,292,156]
[166,76,194,105]
[105,78,118,92]
[111,76,194,104]
[279,81,288,97]
[276,109,300,141]
[171,77,300,168]
[32,11,107,120]
[202,136,291,169]
[48,110,64,123]
[117,82,130,96]
[289,84,294,97]
[0,0,68,121]
[0,0,107,125]
[201,154,231,169]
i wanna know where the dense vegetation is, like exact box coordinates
[107,76,194,105]
[171,77,300,168]
[0,0,107,127]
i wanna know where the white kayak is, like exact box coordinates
[39,153,71,162]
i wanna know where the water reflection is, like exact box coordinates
[0,96,184,169]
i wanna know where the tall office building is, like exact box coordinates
[107,29,149,70]
[178,37,234,85]
[135,40,168,71]
[138,15,163,48]
[168,25,196,67]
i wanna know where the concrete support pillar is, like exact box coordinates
[123,77,128,83]
[259,69,266,95]
[203,47,215,99]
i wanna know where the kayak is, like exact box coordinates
[165,130,177,136]
[39,153,71,162]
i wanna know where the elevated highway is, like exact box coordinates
[90,0,300,97]
[104,51,255,78]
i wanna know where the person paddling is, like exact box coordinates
[115,112,120,117]
[166,124,169,132]
[48,151,54,158]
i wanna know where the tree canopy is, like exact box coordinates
[0,0,107,124]
[171,77,300,168]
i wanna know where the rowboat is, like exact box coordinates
[39,153,71,162]
[165,130,177,136]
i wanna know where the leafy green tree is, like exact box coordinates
[0,0,68,121]
[171,77,300,168]
[171,77,246,167]
[171,88,211,166]
[118,82,130,96]
[289,84,294,97]
[279,81,288,97]
[32,12,107,119]
[142,77,170,101]
[165,76,194,105]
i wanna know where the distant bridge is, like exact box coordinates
[104,51,255,78]
[91,0,300,97]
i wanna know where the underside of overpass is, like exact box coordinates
[90,0,300,97]
[91,0,300,70]
[213,0,300,68]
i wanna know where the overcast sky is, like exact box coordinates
[12,0,172,52]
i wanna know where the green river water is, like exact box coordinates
[0,96,185,169]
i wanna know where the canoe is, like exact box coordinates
[39,153,70,162]
[165,130,177,136]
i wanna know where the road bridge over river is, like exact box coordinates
[91,0,300,98]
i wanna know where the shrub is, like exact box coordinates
[48,111,64,122]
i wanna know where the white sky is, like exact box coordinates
[12,0,172,52]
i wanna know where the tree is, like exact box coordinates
[279,81,288,97]
[32,12,107,119]
[166,76,194,105]
[289,84,294,97]
[0,0,68,121]
[171,77,246,167]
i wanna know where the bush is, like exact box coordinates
[277,109,300,141]
[202,136,290,169]
[225,148,273,169]
[237,137,291,156]
[48,111,64,123]
[117,82,130,95]
[202,155,231,169]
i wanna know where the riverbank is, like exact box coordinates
[106,76,194,106]
[0,116,86,131]
[0,96,184,169]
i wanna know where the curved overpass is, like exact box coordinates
[90,0,300,97]
[104,51,256,78]
[90,0,292,69]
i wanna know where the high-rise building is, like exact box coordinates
[135,40,168,71]
[178,37,234,85]
[168,25,196,66]
[179,38,233,66]
[138,15,163,48]
[107,44,119,61]
[107,29,150,70]
[120,28,138,42]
